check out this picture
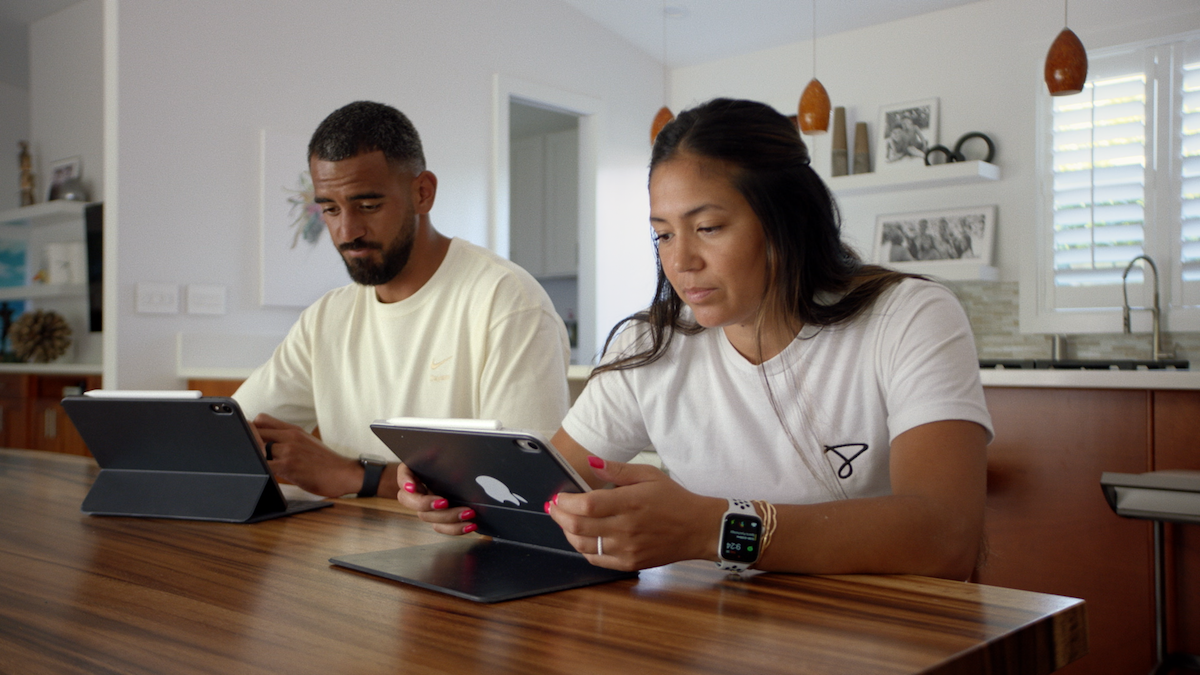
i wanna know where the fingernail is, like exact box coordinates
[432,498,448,510]
[543,501,551,514]
[587,456,604,469]
[460,509,475,521]
[462,522,478,534]
[404,482,417,494]
[552,493,560,505]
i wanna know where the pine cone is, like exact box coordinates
[9,310,72,363]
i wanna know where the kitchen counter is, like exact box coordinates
[979,367,1200,390]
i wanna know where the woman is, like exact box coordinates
[401,98,991,580]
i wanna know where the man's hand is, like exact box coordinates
[251,413,364,497]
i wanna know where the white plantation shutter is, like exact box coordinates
[1182,61,1200,283]
[1051,72,1147,287]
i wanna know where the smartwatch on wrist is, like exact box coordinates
[716,498,762,573]
[357,454,388,498]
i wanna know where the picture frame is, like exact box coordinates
[873,205,997,271]
[877,98,938,170]
[46,156,82,201]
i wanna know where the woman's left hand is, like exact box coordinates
[547,457,727,572]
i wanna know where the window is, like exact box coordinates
[1026,32,1200,333]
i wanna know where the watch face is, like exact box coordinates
[721,513,762,564]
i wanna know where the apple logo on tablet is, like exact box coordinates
[476,475,527,506]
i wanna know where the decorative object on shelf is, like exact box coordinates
[1044,0,1087,96]
[853,122,871,174]
[44,242,88,285]
[18,142,36,207]
[878,98,938,170]
[56,178,88,202]
[650,0,677,144]
[797,0,829,135]
[46,156,82,202]
[0,239,26,289]
[9,309,71,363]
[873,204,996,268]
[924,131,996,166]
[831,107,848,176]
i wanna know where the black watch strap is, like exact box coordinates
[357,456,386,498]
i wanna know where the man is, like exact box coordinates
[234,101,571,500]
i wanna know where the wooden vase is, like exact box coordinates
[831,107,848,176]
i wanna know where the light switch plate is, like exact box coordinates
[187,284,227,315]
[136,283,179,314]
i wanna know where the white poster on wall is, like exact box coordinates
[259,130,350,307]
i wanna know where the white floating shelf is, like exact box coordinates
[0,284,88,301]
[0,201,94,227]
[828,160,1000,197]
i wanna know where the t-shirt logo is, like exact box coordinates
[824,443,869,479]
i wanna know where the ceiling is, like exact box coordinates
[559,0,985,68]
[0,0,986,89]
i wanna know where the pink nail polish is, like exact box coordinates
[403,482,416,494]
[552,493,560,505]
[460,509,475,521]
[432,498,448,510]
[587,456,604,469]
[462,522,478,534]
[544,501,551,514]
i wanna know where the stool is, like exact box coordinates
[1102,470,1200,675]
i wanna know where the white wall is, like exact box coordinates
[99,0,662,388]
[30,0,104,203]
[0,82,30,212]
[669,0,1200,286]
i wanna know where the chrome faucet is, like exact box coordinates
[1121,255,1175,361]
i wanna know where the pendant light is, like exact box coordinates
[651,2,676,144]
[798,0,829,135]
[1044,0,1087,96]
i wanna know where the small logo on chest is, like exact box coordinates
[823,443,869,479]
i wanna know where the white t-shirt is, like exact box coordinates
[234,237,571,459]
[562,278,992,505]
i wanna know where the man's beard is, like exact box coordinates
[339,221,415,286]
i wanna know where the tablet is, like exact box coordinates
[330,418,636,602]
[61,392,331,523]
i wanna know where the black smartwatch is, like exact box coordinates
[717,498,762,573]
[357,454,388,498]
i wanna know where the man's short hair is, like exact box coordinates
[308,101,426,173]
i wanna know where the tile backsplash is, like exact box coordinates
[943,281,1200,362]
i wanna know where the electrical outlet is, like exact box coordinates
[136,283,179,314]
[187,284,226,315]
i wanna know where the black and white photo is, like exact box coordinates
[874,205,996,270]
[46,156,82,201]
[877,98,939,170]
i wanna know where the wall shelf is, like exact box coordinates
[0,284,87,301]
[0,201,93,227]
[828,160,1000,197]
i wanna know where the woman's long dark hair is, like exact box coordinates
[593,98,913,375]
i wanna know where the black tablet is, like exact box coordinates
[330,418,636,602]
[61,391,331,523]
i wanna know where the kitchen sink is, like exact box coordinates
[980,359,1190,370]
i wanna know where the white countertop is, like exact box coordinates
[979,367,1200,390]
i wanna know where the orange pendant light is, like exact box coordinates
[1044,0,1087,96]
[798,79,830,135]
[1045,28,1087,96]
[797,1,829,135]
[651,106,675,144]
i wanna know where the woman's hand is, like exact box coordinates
[547,456,726,572]
[394,462,478,535]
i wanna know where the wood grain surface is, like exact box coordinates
[0,449,1086,675]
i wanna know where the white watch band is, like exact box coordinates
[717,498,761,573]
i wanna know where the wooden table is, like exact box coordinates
[0,449,1087,674]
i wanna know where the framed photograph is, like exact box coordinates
[873,205,996,270]
[46,156,82,200]
[877,98,938,170]
[259,130,350,307]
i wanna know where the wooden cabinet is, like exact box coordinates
[975,387,1156,675]
[1151,390,1200,659]
[0,372,99,455]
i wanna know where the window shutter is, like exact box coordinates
[1182,61,1200,282]
[1051,72,1147,287]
